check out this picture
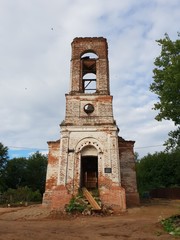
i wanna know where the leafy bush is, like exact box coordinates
[1,186,42,205]
[136,150,180,196]
[66,196,87,213]
[161,215,180,236]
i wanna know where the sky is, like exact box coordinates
[0,0,179,159]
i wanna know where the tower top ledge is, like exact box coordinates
[72,37,107,43]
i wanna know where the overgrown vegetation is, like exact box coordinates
[0,186,42,206]
[136,150,180,197]
[161,215,180,236]
[65,195,88,213]
[0,143,47,204]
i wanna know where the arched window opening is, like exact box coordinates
[81,52,98,59]
[81,51,98,93]
[83,73,96,93]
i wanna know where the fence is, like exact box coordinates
[150,188,180,199]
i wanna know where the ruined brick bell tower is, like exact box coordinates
[43,37,139,210]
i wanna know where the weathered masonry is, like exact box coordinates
[43,37,139,211]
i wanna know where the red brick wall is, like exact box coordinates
[118,137,140,206]
[98,175,126,211]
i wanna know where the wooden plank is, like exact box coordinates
[82,187,101,210]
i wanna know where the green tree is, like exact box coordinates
[3,152,47,195]
[134,152,140,162]
[0,143,8,171]
[26,152,47,194]
[0,143,9,191]
[4,157,28,189]
[136,150,180,195]
[150,33,180,151]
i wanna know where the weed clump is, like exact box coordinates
[161,214,180,236]
[65,196,88,213]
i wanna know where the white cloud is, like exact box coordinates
[0,0,179,158]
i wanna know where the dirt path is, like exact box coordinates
[0,199,179,240]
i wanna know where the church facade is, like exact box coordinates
[42,37,139,211]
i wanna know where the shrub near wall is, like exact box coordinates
[0,187,42,206]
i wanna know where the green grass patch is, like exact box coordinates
[161,215,180,236]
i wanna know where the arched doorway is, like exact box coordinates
[81,156,98,189]
[80,145,98,189]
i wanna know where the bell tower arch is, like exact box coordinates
[70,37,110,95]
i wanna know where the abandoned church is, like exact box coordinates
[42,37,139,211]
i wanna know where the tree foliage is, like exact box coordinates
[136,150,180,195]
[26,152,47,194]
[0,143,9,191]
[0,146,47,196]
[0,143,8,172]
[150,33,180,150]
[4,157,28,190]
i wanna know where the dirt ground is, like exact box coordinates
[0,199,179,240]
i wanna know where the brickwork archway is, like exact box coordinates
[73,138,104,191]
[75,137,103,154]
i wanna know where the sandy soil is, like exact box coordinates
[0,199,179,240]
